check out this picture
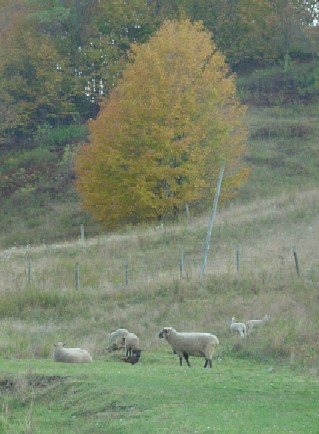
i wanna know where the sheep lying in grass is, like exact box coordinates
[53,342,93,363]
[159,327,219,368]
[230,317,246,338]
[107,328,130,352]
[246,315,269,336]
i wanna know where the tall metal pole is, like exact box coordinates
[200,162,225,278]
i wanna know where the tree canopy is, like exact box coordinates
[75,20,248,228]
[0,0,153,140]
[0,0,318,142]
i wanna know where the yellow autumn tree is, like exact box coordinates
[75,20,248,228]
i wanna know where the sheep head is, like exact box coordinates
[158,327,175,339]
[121,349,142,365]
[54,342,66,348]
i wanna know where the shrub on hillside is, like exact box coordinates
[237,62,319,106]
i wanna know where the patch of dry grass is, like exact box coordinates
[0,185,318,374]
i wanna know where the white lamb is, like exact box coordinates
[53,342,93,363]
[107,328,130,352]
[230,317,246,338]
[159,327,219,368]
[246,315,269,336]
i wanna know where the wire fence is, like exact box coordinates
[0,240,317,293]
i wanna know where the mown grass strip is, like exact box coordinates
[0,356,318,433]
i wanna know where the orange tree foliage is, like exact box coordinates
[75,20,248,228]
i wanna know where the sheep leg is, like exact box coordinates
[203,359,212,368]
[183,352,191,367]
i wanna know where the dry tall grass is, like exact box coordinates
[0,186,318,374]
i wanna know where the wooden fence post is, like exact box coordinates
[236,246,240,272]
[179,247,184,279]
[293,250,300,277]
[75,262,80,289]
[125,261,129,286]
[28,259,32,283]
[80,224,85,241]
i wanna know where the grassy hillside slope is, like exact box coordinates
[1,63,319,248]
[1,184,318,366]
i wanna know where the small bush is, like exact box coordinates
[34,124,89,149]
[237,62,319,106]
[0,148,57,173]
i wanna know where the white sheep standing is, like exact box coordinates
[107,328,130,352]
[53,342,93,363]
[159,327,219,368]
[246,315,269,336]
[230,317,247,338]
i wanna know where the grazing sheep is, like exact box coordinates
[230,317,247,338]
[158,327,219,368]
[246,315,269,336]
[123,332,140,357]
[121,349,142,365]
[107,328,130,352]
[53,342,92,363]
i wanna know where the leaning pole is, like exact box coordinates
[200,162,225,278]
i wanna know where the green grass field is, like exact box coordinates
[1,354,318,434]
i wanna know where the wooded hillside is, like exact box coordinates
[1,0,318,142]
[1,1,319,246]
